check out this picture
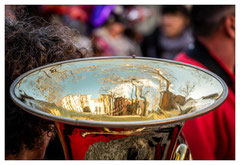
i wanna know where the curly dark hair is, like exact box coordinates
[5,14,85,158]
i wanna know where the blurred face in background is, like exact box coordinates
[108,22,125,37]
[161,12,189,38]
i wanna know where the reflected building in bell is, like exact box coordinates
[61,94,112,115]
[60,94,150,116]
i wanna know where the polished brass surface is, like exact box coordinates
[172,144,188,160]
[55,122,184,160]
[81,127,146,138]
[10,57,227,127]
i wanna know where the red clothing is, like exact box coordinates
[175,47,235,159]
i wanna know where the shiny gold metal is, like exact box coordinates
[10,57,227,128]
[54,122,70,160]
[172,144,188,160]
[81,127,146,137]
[9,57,228,160]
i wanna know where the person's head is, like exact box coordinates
[191,5,235,40]
[191,5,235,73]
[161,5,190,38]
[108,21,125,37]
[5,12,85,159]
[104,11,126,37]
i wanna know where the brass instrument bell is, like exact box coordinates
[10,57,228,160]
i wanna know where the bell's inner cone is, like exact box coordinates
[11,58,227,126]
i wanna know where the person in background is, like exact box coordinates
[40,5,94,35]
[175,5,235,160]
[5,7,85,159]
[92,5,142,57]
[141,5,193,60]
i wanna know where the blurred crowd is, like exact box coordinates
[6,5,193,59]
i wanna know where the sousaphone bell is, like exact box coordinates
[10,57,228,160]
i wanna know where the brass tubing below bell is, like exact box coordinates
[54,122,70,160]
[172,144,188,160]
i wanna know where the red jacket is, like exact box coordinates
[175,42,235,160]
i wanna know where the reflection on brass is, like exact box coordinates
[172,144,188,160]
[50,109,61,116]
[11,57,227,160]
[12,58,226,124]
[81,127,146,138]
